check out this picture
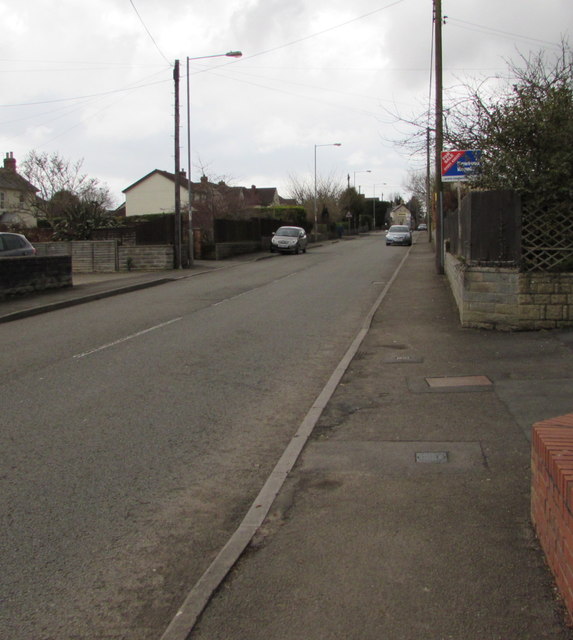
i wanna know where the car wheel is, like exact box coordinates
[303,246,306,253]
[295,244,300,254]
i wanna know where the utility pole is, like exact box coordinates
[426,127,432,242]
[173,59,182,269]
[434,0,444,273]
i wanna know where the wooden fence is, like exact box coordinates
[445,190,572,273]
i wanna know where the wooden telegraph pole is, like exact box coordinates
[173,59,182,269]
[434,0,444,273]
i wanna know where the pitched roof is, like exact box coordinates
[242,186,279,207]
[122,169,178,193]
[0,168,38,193]
[122,170,221,193]
[123,171,286,207]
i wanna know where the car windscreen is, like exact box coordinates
[389,226,409,233]
[276,228,299,237]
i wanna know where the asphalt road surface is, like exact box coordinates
[1,235,406,639]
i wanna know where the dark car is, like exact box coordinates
[0,232,36,256]
[385,225,412,246]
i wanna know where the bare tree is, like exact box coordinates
[286,172,345,225]
[21,151,114,219]
[393,41,573,208]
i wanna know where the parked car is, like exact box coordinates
[418,223,428,231]
[385,225,412,246]
[0,232,36,256]
[270,226,308,254]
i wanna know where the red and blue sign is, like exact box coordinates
[441,150,481,182]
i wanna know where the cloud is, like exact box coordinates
[0,0,570,205]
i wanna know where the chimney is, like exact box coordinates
[4,152,16,172]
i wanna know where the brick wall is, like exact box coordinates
[0,256,72,300]
[445,253,573,330]
[531,414,573,622]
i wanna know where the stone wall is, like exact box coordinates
[0,256,72,300]
[35,241,175,272]
[445,252,573,330]
[118,245,174,271]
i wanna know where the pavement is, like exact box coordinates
[0,257,244,323]
[3,239,573,639]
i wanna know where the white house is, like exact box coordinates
[122,169,291,219]
[122,169,189,217]
[390,203,412,228]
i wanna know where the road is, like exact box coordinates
[1,235,406,639]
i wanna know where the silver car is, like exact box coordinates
[270,226,308,254]
[0,232,36,256]
[385,225,412,246]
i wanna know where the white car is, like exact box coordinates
[270,226,308,254]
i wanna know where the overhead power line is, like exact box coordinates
[447,17,563,49]
[0,73,169,108]
[129,0,172,65]
[240,0,407,63]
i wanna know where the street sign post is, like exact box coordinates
[441,150,481,182]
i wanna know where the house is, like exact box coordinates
[390,203,412,228]
[241,185,281,208]
[122,169,188,217]
[0,152,39,228]
[122,168,291,240]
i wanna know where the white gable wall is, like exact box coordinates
[125,173,189,217]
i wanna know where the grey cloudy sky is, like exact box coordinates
[1,0,571,206]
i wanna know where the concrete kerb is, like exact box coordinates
[0,278,175,324]
[0,251,283,324]
[158,243,412,640]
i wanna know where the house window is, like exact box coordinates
[0,192,5,209]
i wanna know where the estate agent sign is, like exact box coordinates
[441,150,481,182]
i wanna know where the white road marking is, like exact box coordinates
[73,317,183,359]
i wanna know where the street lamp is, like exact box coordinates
[314,142,342,242]
[186,51,242,266]
[173,51,242,269]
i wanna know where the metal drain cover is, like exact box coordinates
[425,375,492,388]
[384,354,424,364]
[415,451,449,464]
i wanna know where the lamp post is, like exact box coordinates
[173,50,241,269]
[314,142,342,241]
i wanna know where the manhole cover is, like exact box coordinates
[425,375,492,388]
[384,354,424,364]
[415,451,449,464]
